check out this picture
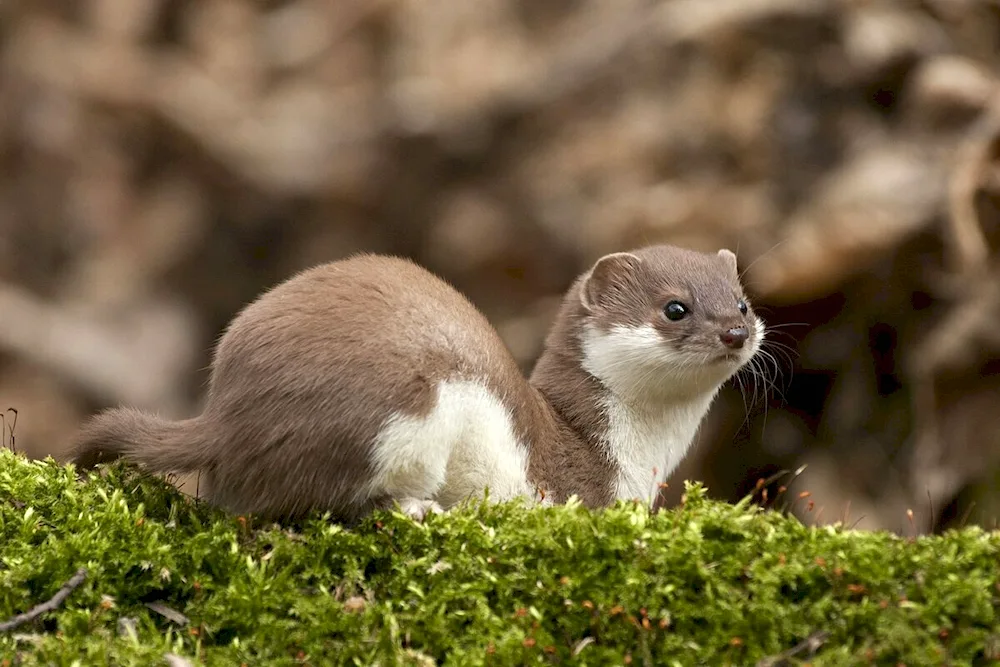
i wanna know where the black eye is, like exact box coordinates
[738,299,748,315]
[664,301,688,321]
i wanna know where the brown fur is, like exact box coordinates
[70,245,754,521]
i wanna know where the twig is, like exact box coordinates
[1,407,15,453]
[926,488,936,535]
[756,630,831,667]
[0,567,88,633]
[145,601,190,626]
[959,500,977,529]
[7,407,15,453]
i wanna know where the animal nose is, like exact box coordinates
[720,326,749,349]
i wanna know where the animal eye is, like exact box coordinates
[737,299,748,315]
[664,301,688,321]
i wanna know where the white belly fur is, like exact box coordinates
[366,380,534,509]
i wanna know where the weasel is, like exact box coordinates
[71,244,763,523]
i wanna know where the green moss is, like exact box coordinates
[2,448,1000,666]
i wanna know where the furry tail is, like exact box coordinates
[71,406,213,473]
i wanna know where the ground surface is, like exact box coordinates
[1,449,1000,666]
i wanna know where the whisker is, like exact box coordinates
[761,336,799,353]
[750,356,764,408]
[760,337,797,366]
[732,366,753,433]
[755,354,776,408]
[755,357,771,436]
[757,350,788,401]
[763,322,811,330]
[738,238,790,283]
[761,333,804,350]
[764,344,796,381]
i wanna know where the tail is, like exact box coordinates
[71,406,213,473]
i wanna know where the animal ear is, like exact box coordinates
[718,249,738,274]
[580,252,642,312]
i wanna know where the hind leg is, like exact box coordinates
[376,460,448,522]
[352,494,441,524]
[367,412,453,521]
[398,497,444,520]
[366,490,445,522]
[371,496,444,522]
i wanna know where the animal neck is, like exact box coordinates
[529,341,723,506]
[526,317,621,506]
[600,386,719,504]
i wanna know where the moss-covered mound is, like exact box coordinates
[2,449,1000,666]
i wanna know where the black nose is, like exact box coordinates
[720,326,749,349]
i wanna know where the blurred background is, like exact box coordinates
[1,0,998,535]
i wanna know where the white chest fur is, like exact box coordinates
[598,392,716,503]
[581,323,727,504]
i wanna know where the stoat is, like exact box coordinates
[72,244,763,523]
